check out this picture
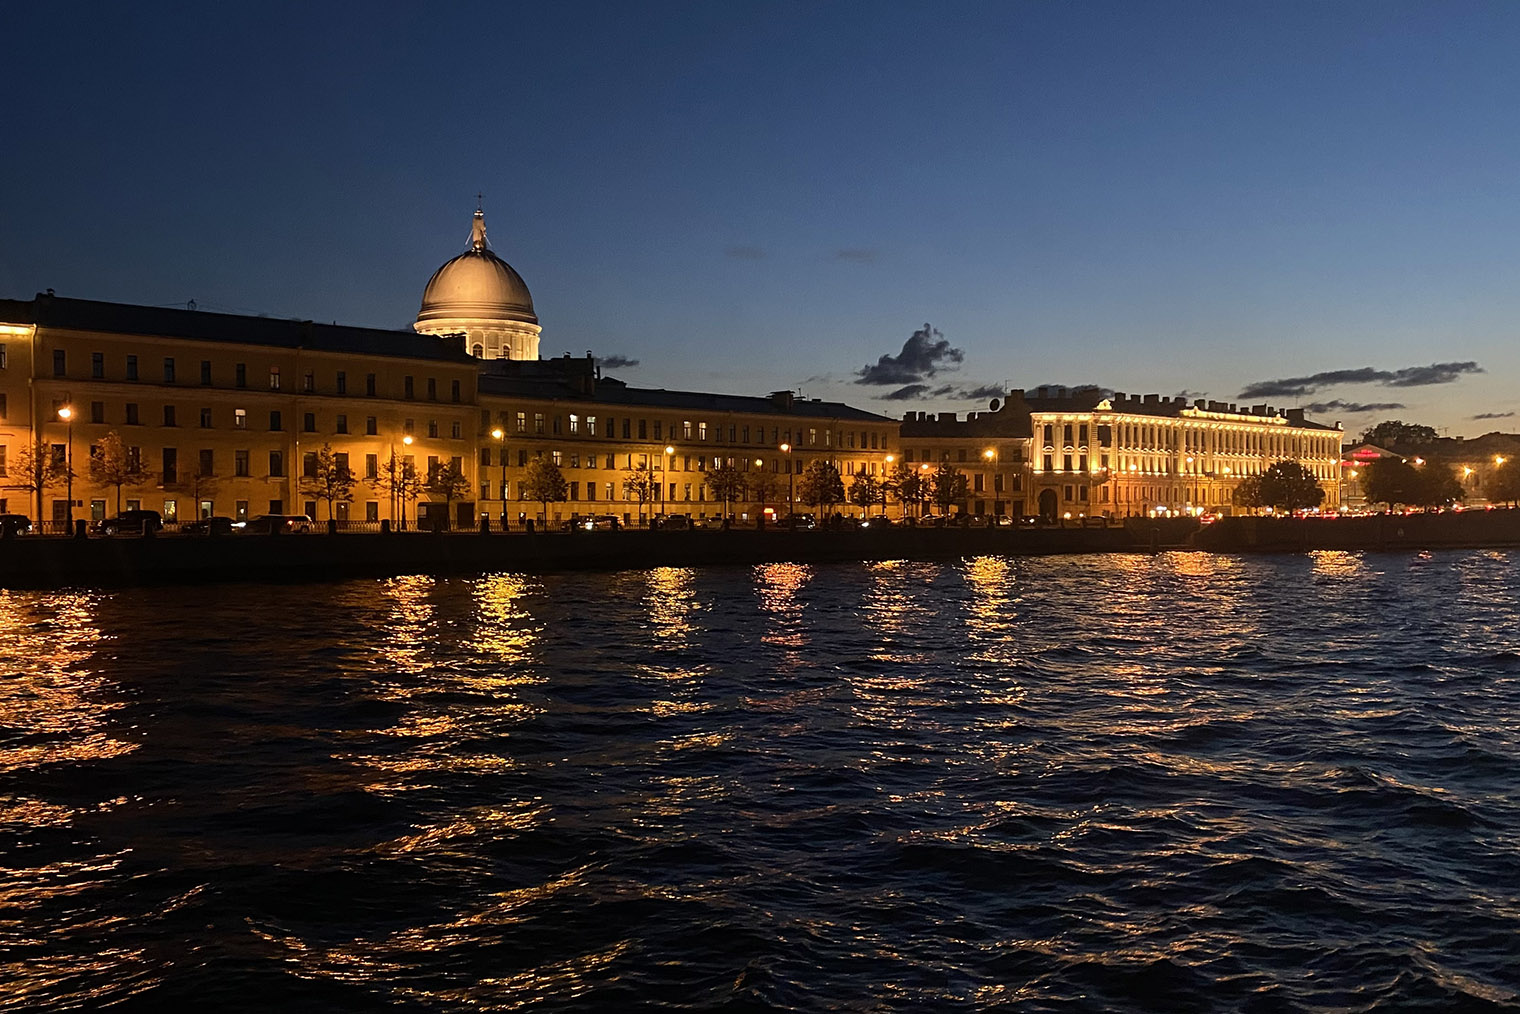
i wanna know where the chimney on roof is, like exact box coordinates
[1195,399,1206,410]
[1286,408,1305,424]
[770,390,794,411]
[1113,391,1126,402]
[1143,393,1158,404]
[938,411,956,422]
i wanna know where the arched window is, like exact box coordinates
[472,344,484,358]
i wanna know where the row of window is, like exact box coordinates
[489,409,887,450]
[45,401,467,439]
[47,349,466,402]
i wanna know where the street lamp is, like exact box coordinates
[780,442,794,516]
[664,445,675,516]
[57,404,74,532]
[491,427,505,525]
[400,434,414,530]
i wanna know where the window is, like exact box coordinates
[200,360,212,385]
[404,418,414,435]
[126,403,140,425]
[163,405,176,427]
[53,349,66,377]
[427,420,439,438]
[427,377,437,401]
[450,421,461,439]
[303,452,319,478]
[200,407,212,428]
[162,448,178,484]
[365,454,378,479]
[269,410,282,431]
[699,422,708,441]
[92,352,104,378]
[622,419,631,439]
[365,373,376,396]
[302,371,314,393]
[234,408,247,429]
[552,450,562,466]
[638,419,647,439]
[365,501,378,522]
[269,451,284,477]
[365,416,377,435]
[654,421,662,440]
[534,413,544,434]
[91,401,104,424]
[303,412,316,433]
[0,345,6,368]
[336,414,348,434]
[235,450,249,477]
[164,358,176,383]
[198,449,214,476]
[269,367,281,390]
[235,363,246,388]
[569,414,580,434]
[450,379,460,403]
[404,376,415,399]
[480,448,492,466]
[336,371,346,395]
[515,412,526,433]
[0,447,6,476]
[587,415,597,436]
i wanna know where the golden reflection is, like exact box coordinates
[644,567,699,646]
[0,592,136,778]
[1309,549,1367,579]
[469,572,544,665]
[754,562,812,649]
[1161,551,1239,579]
[377,575,438,677]
[861,561,940,663]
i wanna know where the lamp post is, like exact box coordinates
[663,445,674,517]
[919,462,931,518]
[57,403,74,532]
[780,443,794,517]
[491,427,505,526]
[884,453,896,517]
[401,434,414,531]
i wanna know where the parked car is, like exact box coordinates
[246,514,313,534]
[859,515,895,529]
[917,515,945,528]
[183,516,240,535]
[776,513,817,531]
[653,514,692,531]
[94,510,163,535]
[0,514,32,537]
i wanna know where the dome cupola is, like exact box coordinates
[414,207,542,360]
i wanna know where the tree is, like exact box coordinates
[180,471,222,517]
[1256,460,1326,511]
[1360,420,1438,449]
[704,462,745,517]
[299,443,356,523]
[621,463,658,523]
[1364,457,1461,509]
[797,460,845,514]
[930,463,969,515]
[6,439,63,523]
[521,455,567,524]
[424,459,471,529]
[748,469,780,517]
[885,461,919,517]
[1490,462,1520,507]
[1231,475,1263,511]
[373,450,409,524]
[848,473,881,515]
[87,432,153,514]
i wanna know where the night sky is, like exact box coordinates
[6,1,1518,436]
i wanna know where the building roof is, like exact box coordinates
[1,293,479,365]
[478,357,893,421]
[415,209,537,327]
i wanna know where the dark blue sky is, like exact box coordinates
[6,1,1518,434]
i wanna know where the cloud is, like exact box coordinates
[1473,411,1516,420]
[1302,400,1406,414]
[835,248,877,264]
[855,323,964,386]
[724,246,765,260]
[1238,361,1484,399]
[1174,389,1206,400]
[597,354,640,369]
[875,382,1007,402]
[882,384,930,400]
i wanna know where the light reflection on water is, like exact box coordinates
[2,552,1520,1011]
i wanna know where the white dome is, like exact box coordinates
[416,210,537,327]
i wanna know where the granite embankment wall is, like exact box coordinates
[1194,508,1520,552]
[0,526,1154,589]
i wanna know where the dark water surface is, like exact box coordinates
[4,551,1520,1012]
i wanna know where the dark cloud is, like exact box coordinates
[1386,361,1484,387]
[1239,362,1483,399]
[597,354,640,369]
[882,384,930,400]
[1174,389,1206,400]
[855,323,964,386]
[1302,400,1406,414]
[1473,411,1516,420]
[876,382,1007,402]
[724,246,765,260]
[835,249,877,264]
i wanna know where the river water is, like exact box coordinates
[3,551,1519,1012]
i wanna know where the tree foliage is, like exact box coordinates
[7,439,64,521]
[621,463,658,519]
[797,460,845,511]
[848,473,881,512]
[1231,475,1263,510]
[747,468,780,510]
[299,443,356,521]
[1256,460,1326,511]
[1363,457,1462,508]
[704,462,745,514]
[887,461,924,514]
[930,463,969,513]
[1490,462,1520,506]
[1359,420,1438,449]
[521,455,568,521]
